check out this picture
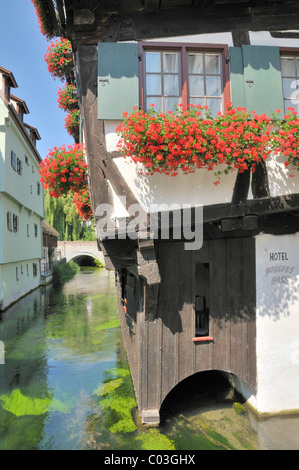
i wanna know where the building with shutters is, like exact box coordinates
[42,1,299,424]
[0,66,44,311]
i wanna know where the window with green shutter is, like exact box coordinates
[97,42,139,120]
[229,45,284,115]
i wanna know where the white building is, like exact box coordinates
[0,66,44,310]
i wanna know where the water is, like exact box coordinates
[0,268,298,450]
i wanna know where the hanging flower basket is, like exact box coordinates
[117,103,277,181]
[31,0,56,40]
[57,83,79,112]
[44,38,74,82]
[65,109,80,142]
[73,189,93,221]
[272,106,299,173]
[38,143,87,198]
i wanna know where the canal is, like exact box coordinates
[0,267,298,450]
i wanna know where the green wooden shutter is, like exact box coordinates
[229,45,284,115]
[98,42,139,120]
[229,47,246,108]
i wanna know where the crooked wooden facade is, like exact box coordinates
[49,0,299,424]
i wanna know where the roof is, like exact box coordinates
[24,123,41,141]
[42,220,60,237]
[0,66,18,88]
[10,95,30,114]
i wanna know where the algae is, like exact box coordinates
[98,367,137,434]
[93,378,124,396]
[100,395,137,433]
[233,402,247,416]
[0,389,70,417]
[134,429,175,450]
[95,319,120,332]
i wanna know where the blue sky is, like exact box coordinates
[0,0,74,159]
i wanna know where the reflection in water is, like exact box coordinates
[0,268,299,450]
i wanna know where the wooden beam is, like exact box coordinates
[137,238,161,285]
[62,1,299,45]
[76,45,139,215]
[251,160,270,199]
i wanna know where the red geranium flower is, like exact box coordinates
[39,143,87,197]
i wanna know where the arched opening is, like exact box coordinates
[71,254,97,267]
[160,370,246,424]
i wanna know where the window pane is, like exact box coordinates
[146,74,162,95]
[164,97,180,113]
[205,54,220,74]
[284,99,299,113]
[164,74,179,96]
[206,98,222,116]
[282,77,298,98]
[189,75,205,96]
[163,53,179,73]
[281,57,295,77]
[206,76,222,96]
[146,52,161,73]
[188,53,203,74]
[188,97,205,108]
[146,97,162,111]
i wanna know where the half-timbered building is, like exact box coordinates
[42,0,299,424]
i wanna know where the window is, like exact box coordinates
[281,54,299,113]
[11,151,16,170]
[34,223,38,237]
[25,155,29,165]
[16,266,19,281]
[194,263,210,338]
[7,212,19,232]
[13,214,19,232]
[37,182,41,195]
[17,157,23,175]
[144,50,181,113]
[33,263,37,277]
[7,211,12,231]
[142,43,229,116]
[188,52,223,115]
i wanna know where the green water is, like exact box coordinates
[0,268,298,450]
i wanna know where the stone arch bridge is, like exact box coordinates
[57,241,104,266]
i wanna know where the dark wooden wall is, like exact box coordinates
[118,237,256,422]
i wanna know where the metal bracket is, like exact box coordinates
[98,77,109,86]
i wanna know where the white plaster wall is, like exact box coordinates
[266,153,299,197]
[145,32,234,46]
[105,121,242,212]
[112,156,238,212]
[255,232,299,414]
[108,141,299,214]
[249,30,299,48]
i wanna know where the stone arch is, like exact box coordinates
[158,370,254,424]
[69,252,101,266]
